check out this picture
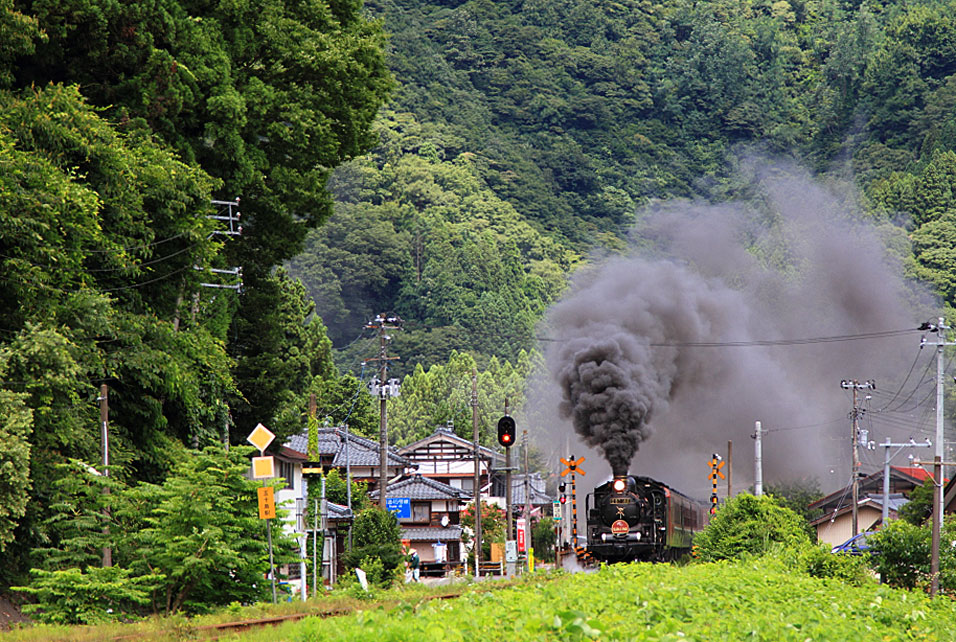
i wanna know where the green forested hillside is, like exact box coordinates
[291,0,956,415]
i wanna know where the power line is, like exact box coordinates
[401,319,920,348]
[875,346,931,411]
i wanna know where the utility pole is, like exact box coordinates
[880,438,932,526]
[472,371,482,579]
[365,314,401,510]
[727,440,733,498]
[753,421,763,496]
[919,317,956,596]
[524,430,531,565]
[98,384,112,568]
[841,379,875,537]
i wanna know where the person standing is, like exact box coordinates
[410,549,421,582]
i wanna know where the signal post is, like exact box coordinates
[708,454,725,514]
[497,414,516,575]
[560,456,586,556]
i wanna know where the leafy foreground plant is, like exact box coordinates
[263,561,956,641]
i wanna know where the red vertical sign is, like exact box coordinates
[516,517,526,552]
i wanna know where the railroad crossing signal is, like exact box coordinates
[560,456,586,477]
[708,454,724,514]
[708,457,725,481]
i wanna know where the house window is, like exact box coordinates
[412,502,430,523]
[278,460,295,491]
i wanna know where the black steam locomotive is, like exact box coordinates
[585,475,709,562]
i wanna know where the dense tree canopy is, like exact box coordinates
[0,0,391,590]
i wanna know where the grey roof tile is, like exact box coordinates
[284,427,410,467]
[401,525,463,542]
[370,474,471,500]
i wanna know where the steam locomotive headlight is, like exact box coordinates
[612,478,626,493]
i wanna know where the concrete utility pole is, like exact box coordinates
[880,438,932,526]
[753,421,763,496]
[365,314,401,510]
[98,384,112,568]
[841,379,875,537]
[472,371,482,579]
[926,317,956,596]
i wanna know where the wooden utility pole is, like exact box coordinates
[841,379,875,538]
[365,315,400,510]
[472,371,482,579]
[727,440,733,498]
[378,335,389,510]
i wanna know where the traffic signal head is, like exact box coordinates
[497,416,516,447]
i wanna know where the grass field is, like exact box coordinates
[246,559,956,641]
[6,558,956,641]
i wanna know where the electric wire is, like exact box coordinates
[82,231,191,253]
[875,345,930,412]
[399,318,923,349]
[877,354,938,413]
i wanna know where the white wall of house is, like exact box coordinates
[815,505,883,547]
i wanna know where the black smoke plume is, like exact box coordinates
[543,159,932,489]
[552,258,745,476]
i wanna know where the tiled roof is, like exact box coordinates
[327,501,353,520]
[893,466,933,482]
[284,427,410,467]
[369,474,471,501]
[399,426,503,463]
[511,473,551,505]
[401,525,463,542]
[809,466,931,512]
[810,493,909,526]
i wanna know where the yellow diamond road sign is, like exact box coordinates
[247,423,275,453]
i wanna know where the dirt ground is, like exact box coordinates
[0,595,30,630]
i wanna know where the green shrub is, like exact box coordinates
[868,519,930,590]
[767,541,872,585]
[341,507,403,587]
[13,565,163,624]
[692,493,810,561]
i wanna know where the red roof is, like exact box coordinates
[892,466,934,482]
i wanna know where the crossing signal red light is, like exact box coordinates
[497,416,516,448]
[559,494,567,504]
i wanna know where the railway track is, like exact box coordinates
[110,585,494,641]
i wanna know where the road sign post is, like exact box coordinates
[248,423,277,603]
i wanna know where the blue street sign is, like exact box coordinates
[386,497,411,519]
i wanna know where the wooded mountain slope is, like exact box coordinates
[292,0,956,378]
